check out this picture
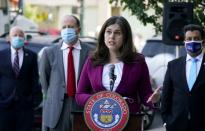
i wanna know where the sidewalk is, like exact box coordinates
[145,111,166,131]
[146,127,166,131]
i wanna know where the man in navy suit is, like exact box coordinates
[161,24,205,131]
[0,26,40,131]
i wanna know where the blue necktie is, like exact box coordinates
[188,58,198,91]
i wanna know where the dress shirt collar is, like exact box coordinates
[186,52,203,62]
[10,46,23,55]
[60,40,81,50]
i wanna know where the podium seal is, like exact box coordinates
[84,91,129,130]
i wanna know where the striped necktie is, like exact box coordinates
[13,51,20,77]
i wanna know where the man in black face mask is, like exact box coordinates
[161,24,205,131]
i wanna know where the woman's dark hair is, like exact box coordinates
[183,24,204,39]
[91,16,137,66]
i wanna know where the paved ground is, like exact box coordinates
[145,111,166,131]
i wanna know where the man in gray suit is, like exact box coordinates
[39,15,94,131]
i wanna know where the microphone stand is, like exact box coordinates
[110,74,116,92]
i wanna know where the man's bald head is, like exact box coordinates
[61,15,81,34]
[9,26,25,39]
[61,15,80,28]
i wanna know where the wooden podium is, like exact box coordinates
[72,111,144,131]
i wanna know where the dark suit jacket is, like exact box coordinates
[76,54,153,113]
[161,54,205,131]
[0,47,39,109]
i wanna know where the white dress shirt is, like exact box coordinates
[61,40,81,90]
[11,46,24,69]
[186,52,203,85]
[102,62,124,91]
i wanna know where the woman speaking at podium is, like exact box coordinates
[75,16,159,114]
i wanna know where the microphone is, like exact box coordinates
[109,64,116,91]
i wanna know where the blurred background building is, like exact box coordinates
[24,0,155,49]
[0,0,157,50]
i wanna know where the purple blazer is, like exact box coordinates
[76,55,153,113]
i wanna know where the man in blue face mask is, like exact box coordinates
[184,25,204,57]
[39,15,94,131]
[161,24,205,131]
[0,26,40,131]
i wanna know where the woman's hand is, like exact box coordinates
[147,86,161,103]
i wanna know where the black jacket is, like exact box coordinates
[161,55,205,131]
[0,47,40,109]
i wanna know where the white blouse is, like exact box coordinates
[102,62,124,91]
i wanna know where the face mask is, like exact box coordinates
[11,36,24,49]
[61,28,78,44]
[185,40,203,54]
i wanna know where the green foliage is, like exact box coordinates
[24,5,48,23]
[109,0,205,35]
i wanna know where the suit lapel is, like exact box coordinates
[57,41,89,86]
[5,48,14,75]
[19,48,30,76]
[192,54,205,90]
[181,57,190,92]
[197,54,205,79]
[57,43,65,83]
[78,42,89,82]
